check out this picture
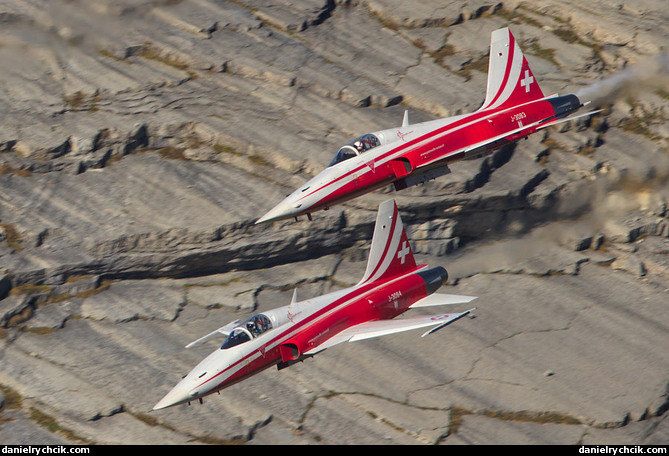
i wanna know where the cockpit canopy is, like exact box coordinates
[220,314,273,350]
[328,133,381,167]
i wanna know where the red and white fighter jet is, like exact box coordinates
[153,199,476,410]
[256,27,600,224]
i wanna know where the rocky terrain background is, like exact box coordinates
[1,0,668,445]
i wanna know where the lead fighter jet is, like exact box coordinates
[153,199,476,410]
[256,27,600,224]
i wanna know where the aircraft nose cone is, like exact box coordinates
[255,199,301,224]
[152,383,192,410]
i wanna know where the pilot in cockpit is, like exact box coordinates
[329,134,381,167]
[221,314,273,349]
[245,314,271,338]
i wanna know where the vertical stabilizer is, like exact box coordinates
[478,27,545,111]
[358,199,417,285]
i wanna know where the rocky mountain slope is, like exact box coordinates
[1,0,668,445]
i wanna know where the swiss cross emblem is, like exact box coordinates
[520,70,534,93]
[397,241,410,264]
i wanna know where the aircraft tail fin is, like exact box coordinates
[478,27,545,111]
[358,199,417,285]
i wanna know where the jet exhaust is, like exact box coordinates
[576,52,669,105]
[417,266,448,295]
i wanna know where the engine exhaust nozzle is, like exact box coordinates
[417,266,448,295]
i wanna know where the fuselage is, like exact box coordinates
[256,94,581,224]
[153,264,446,409]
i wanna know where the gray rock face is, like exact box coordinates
[1,0,668,445]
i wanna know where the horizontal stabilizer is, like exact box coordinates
[185,320,239,348]
[421,309,473,337]
[304,310,474,355]
[410,293,478,308]
[537,109,602,130]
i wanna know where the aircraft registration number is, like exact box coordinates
[510,112,527,122]
[388,291,403,302]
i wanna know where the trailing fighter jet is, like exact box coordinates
[153,199,476,410]
[256,27,600,224]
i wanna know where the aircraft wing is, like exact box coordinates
[304,309,474,355]
[185,319,240,348]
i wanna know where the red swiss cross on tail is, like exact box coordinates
[358,199,418,285]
